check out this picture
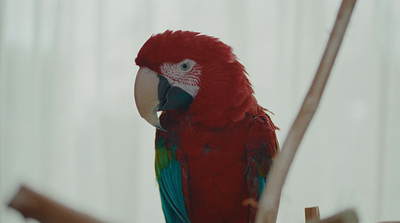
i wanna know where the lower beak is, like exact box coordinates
[134,67,165,130]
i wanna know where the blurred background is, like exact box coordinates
[0,0,399,222]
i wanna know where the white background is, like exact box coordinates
[1,0,399,222]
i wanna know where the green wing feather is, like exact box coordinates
[155,137,190,223]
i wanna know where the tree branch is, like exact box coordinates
[255,1,357,222]
[8,185,102,223]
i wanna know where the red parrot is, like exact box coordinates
[134,30,278,223]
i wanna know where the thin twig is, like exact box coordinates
[254,1,357,222]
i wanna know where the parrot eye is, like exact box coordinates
[178,59,195,72]
[180,62,191,71]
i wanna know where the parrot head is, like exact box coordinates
[134,30,256,130]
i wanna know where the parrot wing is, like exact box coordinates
[155,136,191,223]
[246,111,279,204]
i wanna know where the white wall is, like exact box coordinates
[0,0,399,222]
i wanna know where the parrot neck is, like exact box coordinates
[185,61,259,128]
[186,94,259,129]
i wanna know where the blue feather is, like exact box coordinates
[156,138,190,223]
[258,175,266,198]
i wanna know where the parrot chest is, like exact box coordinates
[175,123,251,222]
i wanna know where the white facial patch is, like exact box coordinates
[160,59,201,98]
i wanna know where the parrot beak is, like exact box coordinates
[135,67,194,131]
[134,67,165,131]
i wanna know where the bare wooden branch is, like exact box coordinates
[8,185,102,223]
[254,1,357,222]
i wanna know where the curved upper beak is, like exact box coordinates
[134,67,165,130]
